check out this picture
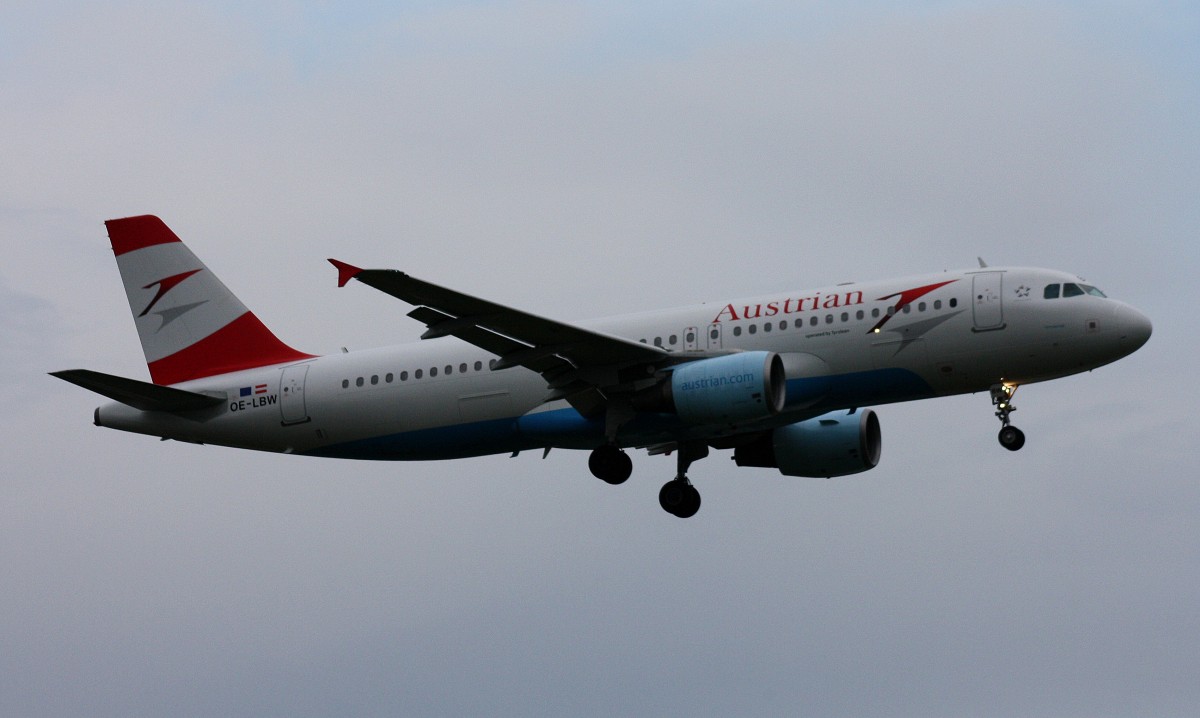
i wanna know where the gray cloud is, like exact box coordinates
[2,2,1197,716]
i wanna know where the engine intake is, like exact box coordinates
[734,409,881,477]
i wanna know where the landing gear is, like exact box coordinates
[588,445,633,485]
[659,441,708,518]
[588,439,709,517]
[998,425,1026,451]
[659,479,701,518]
[990,383,1025,451]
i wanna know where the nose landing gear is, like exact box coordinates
[991,383,1025,451]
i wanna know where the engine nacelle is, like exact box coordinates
[734,409,881,477]
[665,351,786,425]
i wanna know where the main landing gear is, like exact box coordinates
[991,383,1026,451]
[587,441,706,518]
[658,442,707,519]
[588,444,633,485]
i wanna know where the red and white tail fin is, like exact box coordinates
[106,215,314,385]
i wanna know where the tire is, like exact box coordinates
[998,426,1026,452]
[589,445,633,484]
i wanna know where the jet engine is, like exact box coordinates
[734,408,881,477]
[637,351,786,425]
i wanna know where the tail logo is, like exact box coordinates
[139,269,208,331]
[139,269,203,317]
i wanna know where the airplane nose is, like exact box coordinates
[1114,303,1152,353]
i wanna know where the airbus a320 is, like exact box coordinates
[53,216,1152,517]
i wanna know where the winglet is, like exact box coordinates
[328,259,364,288]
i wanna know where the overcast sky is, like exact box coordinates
[3,2,1198,716]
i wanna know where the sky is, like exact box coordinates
[2,1,1198,715]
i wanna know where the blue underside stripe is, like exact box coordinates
[301,367,933,461]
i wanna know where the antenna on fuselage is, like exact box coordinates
[977,257,989,268]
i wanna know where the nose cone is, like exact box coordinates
[1114,303,1152,353]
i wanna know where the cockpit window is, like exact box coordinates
[1045,282,1106,299]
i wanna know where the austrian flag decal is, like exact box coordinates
[239,384,269,397]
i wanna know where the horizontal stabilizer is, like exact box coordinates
[50,369,225,412]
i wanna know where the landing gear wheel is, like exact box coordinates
[990,383,1025,452]
[998,425,1026,451]
[588,445,633,485]
[659,479,701,518]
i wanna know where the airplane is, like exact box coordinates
[53,215,1152,517]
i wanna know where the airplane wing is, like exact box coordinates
[329,260,671,414]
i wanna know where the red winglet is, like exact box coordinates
[328,259,363,288]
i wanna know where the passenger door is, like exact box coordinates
[972,272,1005,331]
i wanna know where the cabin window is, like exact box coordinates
[794,319,804,329]
[385,373,393,383]
[918,302,926,312]
[856,310,864,320]
[686,331,695,343]
[903,305,911,314]
[779,321,787,331]
[474,361,483,371]
[840,312,848,322]
[342,379,349,389]
[825,314,833,324]
[733,326,742,336]
[460,363,468,373]
[887,305,896,316]
[871,308,880,318]
[669,334,678,345]
[370,375,378,385]
[415,369,423,379]
[401,371,409,381]
[748,324,757,335]
[355,377,364,387]
[934,300,942,310]
[763,322,772,332]
[949,298,958,308]
[810,316,818,326]
[430,367,438,377]
[1063,283,1084,298]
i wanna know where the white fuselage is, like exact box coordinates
[94,266,1150,459]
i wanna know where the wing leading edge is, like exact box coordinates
[329,260,671,415]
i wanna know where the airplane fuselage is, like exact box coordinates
[94,266,1149,460]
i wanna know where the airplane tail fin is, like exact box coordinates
[106,215,314,385]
